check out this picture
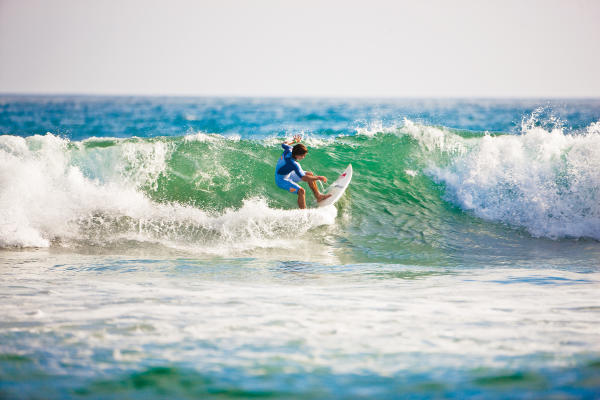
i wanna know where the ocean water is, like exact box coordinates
[1,95,600,399]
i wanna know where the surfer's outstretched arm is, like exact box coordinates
[283,135,302,146]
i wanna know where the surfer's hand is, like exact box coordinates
[293,134,302,143]
[319,176,327,183]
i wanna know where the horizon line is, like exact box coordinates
[1,91,600,101]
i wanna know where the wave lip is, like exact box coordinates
[427,123,600,240]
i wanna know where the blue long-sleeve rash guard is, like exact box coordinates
[275,143,306,178]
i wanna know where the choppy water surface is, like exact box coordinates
[1,96,599,398]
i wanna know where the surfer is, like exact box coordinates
[275,135,331,209]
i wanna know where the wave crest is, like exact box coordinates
[0,134,336,251]
[427,122,600,239]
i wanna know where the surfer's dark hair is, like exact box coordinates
[292,143,308,157]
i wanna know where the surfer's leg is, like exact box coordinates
[276,174,302,195]
[304,172,331,202]
[297,187,306,209]
[276,174,304,207]
[304,172,320,196]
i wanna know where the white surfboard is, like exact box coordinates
[317,164,352,207]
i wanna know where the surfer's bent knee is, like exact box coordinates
[305,171,313,176]
[298,187,305,196]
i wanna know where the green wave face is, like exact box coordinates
[125,132,443,211]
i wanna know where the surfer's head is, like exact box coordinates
[292,143,308,160]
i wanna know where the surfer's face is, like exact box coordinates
[295,154,306,161]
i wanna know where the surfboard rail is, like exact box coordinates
[316,164,352,208]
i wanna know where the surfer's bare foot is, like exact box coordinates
[317,193,332,202]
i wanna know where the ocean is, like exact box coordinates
[1,95,599,399]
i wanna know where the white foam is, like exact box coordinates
[184,131,241,143]
[402,118,467,154]
[0,134,336,251]
[426,123,600,240]
[0,134,159,247]
[354,120,398,137]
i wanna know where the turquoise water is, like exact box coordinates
[1,96,599,399]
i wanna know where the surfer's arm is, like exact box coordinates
[301,174,327,183]
[281,143,292,151]
[283,135,302,146]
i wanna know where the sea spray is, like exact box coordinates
[422,122,600,239]
[0,134,336,251]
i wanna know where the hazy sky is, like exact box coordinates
[1,0,599,97]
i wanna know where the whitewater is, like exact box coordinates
[1,96,599,399]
